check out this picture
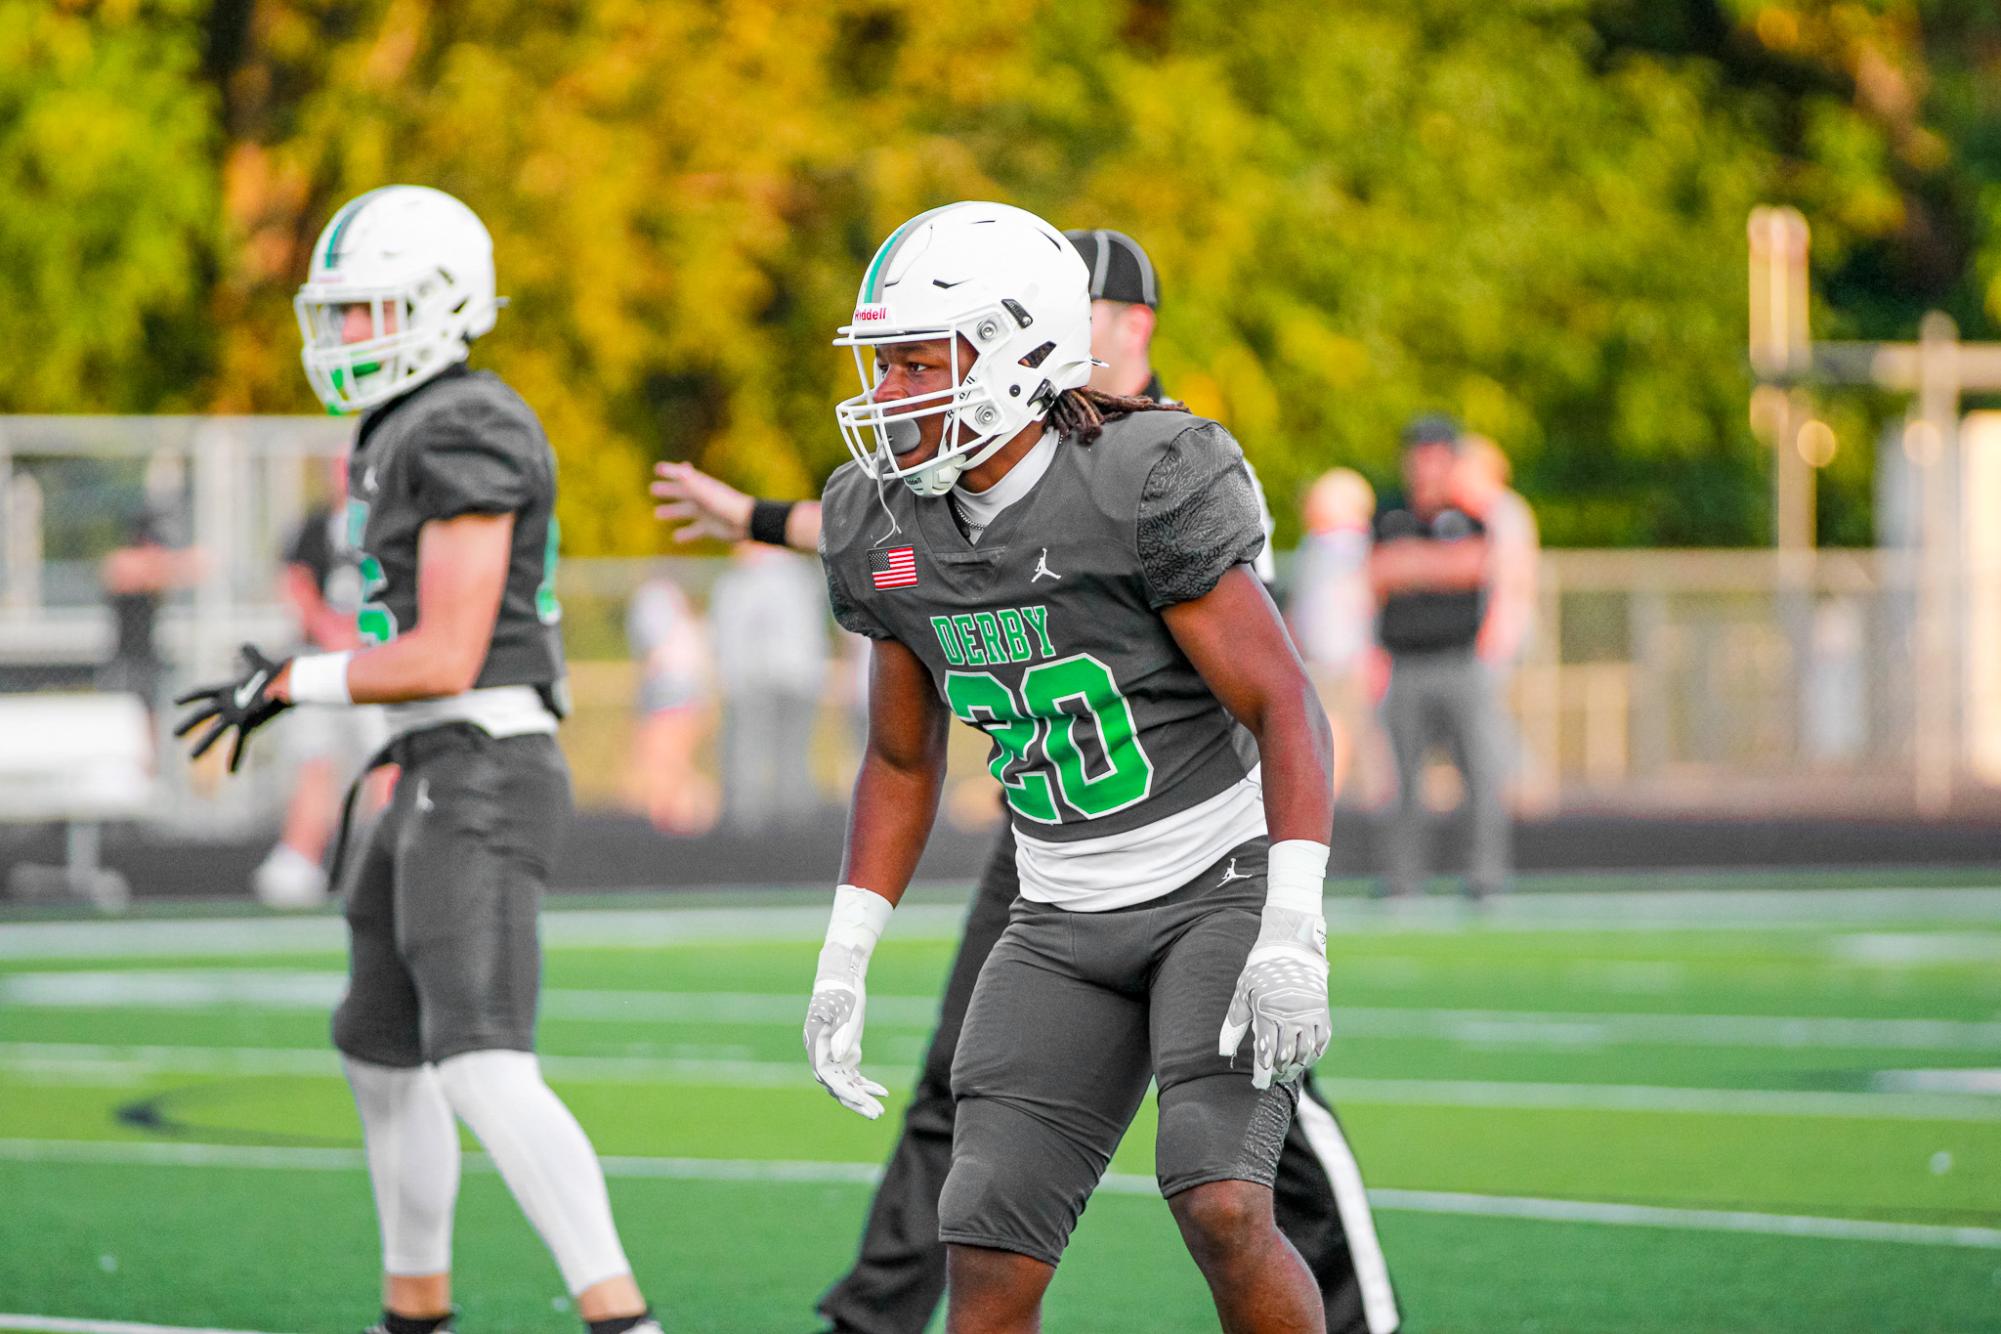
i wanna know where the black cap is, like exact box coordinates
[1401,413,1461,450]
[1065,228,1159,308]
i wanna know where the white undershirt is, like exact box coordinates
[950,430,1060,544]
[385,685,558,740]
[1014,766,1269,911]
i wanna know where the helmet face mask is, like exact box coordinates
[295,186,500,414]
[834,202,1094,497]
[295,285,424,410]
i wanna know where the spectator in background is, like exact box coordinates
[625,571,719,834]
[708,543,829,830]
[98,508,203,720]
[255,459,390,908]
[1370,415,1510,901]
[1454,434,1540,673]
[1287,467,1389,808]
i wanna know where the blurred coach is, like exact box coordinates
[1369,416,1510,901]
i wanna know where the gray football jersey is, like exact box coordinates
[821,409,1264,844]
[344,366,565,693]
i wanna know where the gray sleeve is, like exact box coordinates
[415,388,540,519]
[818,539,893,641]
[1136,421,1266,608]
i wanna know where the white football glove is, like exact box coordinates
[805,884,894,1119]
[1219,840,1332,1090]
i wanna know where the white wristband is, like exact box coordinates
[287,651,353,707]
[1265,839,1330,915]
[823,883,894,958]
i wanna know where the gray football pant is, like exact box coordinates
[1382,649,1510,897]
[815,826,1401,1334]
[332,725,566,1066]
[721,687,821,829]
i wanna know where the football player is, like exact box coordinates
[175,186,660,1334]
[806,200,1334,1333]
[651,228,1399,1334]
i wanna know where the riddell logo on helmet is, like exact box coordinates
[852,304,891,323]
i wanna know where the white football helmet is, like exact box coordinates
[834,202,1094,496]
[294,185,500,413]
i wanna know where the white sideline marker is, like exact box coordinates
[5,1041,1998,1120]
[4,1138,1998,1252]
[6,1041,1999,1120]
[0,1317,287,1334]
[4,887,2001,960]
[1361,1188,2001,1251]
[12,975,2001,1054]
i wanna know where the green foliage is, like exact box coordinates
[0,0,218,412]
[13,0,2001,548]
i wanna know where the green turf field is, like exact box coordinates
[1,882,1998,1333]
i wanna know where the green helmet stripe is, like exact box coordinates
[861,204,957,303]
[322,187,392,268]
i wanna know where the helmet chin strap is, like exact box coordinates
[900,428,1013,497]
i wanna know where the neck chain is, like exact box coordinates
[949,493,988,544]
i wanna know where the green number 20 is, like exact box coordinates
[945,653,1154,822]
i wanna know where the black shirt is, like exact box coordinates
[1372,494,1487,655]
[285,504,337,590]
[107,516,168,668]
[108,590,158,667]
[284,503,364,650]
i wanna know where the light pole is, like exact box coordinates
[1750,206,2001,813]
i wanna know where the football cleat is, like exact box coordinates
[253,843,330,909]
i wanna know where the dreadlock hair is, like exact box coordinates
[1045,386,1189,446]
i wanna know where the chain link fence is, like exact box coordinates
[4,416,1998,850]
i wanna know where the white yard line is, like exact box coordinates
[5,888,2001,959]
[1875,1069,2001,1095]
[0,906,964,961]
[1831,933,2001,965]
[2,1043,1995,1120]
[9,973,2001,1054]
[1320,1077,2001,1122]
[0,972,948,1027]
[1333,1007,2001,1052]
[0,1042,817,1089]
[2,1138,1996,1252]
[0,1317,286,1334]
[1361,1189,2001,1250]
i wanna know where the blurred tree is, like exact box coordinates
[0,0,219,412]
[1598,0,2001,545]
[11,0,2001,550]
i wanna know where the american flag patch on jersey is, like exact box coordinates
[870,546,918,590]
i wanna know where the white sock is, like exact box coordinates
[434,1049,632,1296]
[342,1057,461,1277]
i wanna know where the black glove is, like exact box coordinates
[174,643,294,773]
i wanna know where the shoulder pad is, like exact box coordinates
[1080,409,1243,508]
[819,461,894,561]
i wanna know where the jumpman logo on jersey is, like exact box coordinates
[1031,548,1061,582]
[415,779,434,814]
[1218,857,1250,886]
